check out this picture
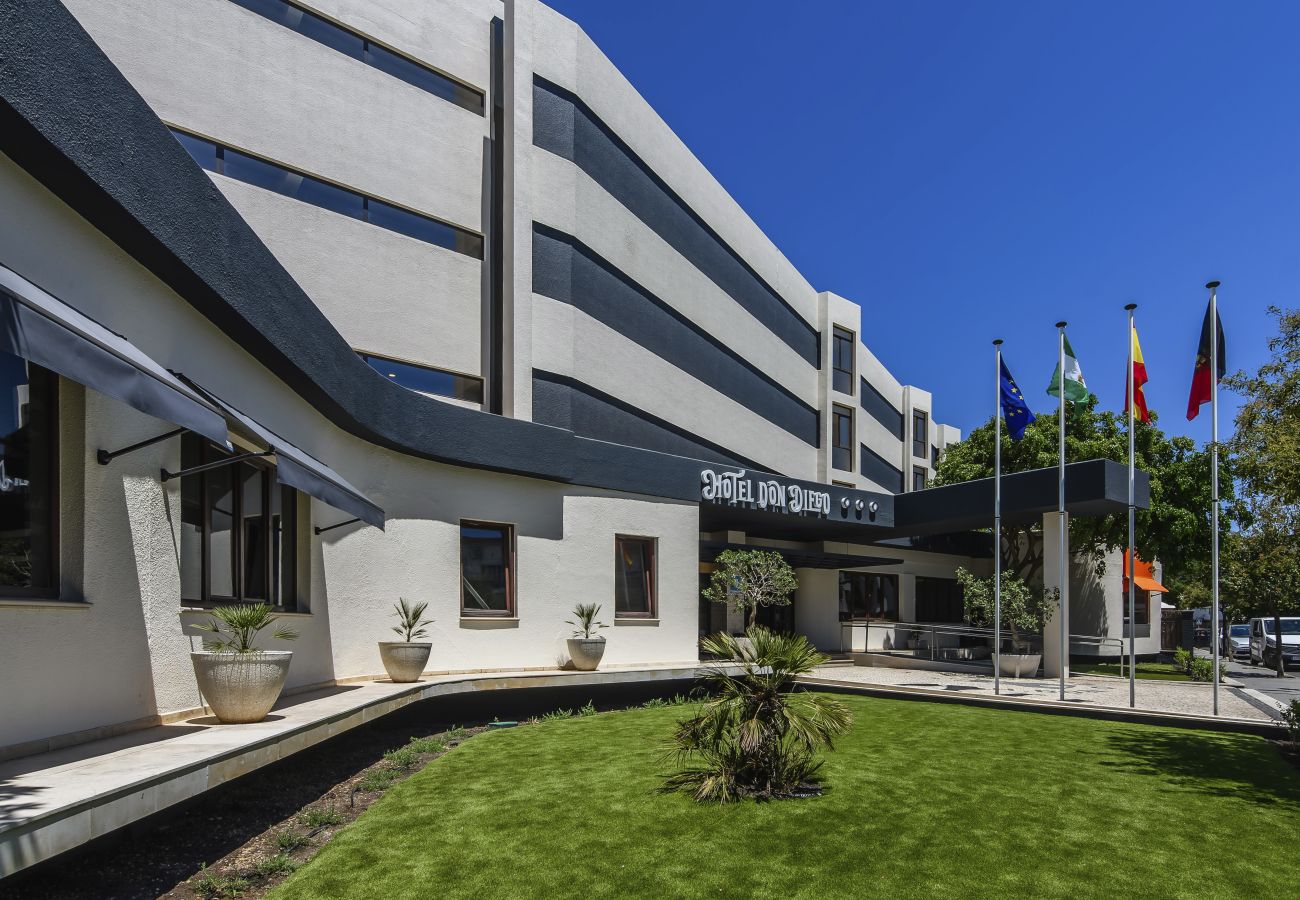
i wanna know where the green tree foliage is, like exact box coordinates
[1224,307,1300,676]
[934,395,1229,604]
[664,628,852,802]
[701,549,798,630]
[955,568,1059,653]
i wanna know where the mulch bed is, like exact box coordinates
[6,719,488,900]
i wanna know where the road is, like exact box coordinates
[1221,654,1299,711]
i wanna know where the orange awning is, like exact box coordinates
[1122,550,1168,593]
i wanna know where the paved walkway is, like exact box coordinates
[807,663,1276,722]
[0,664,703,878]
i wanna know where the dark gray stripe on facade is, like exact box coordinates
[860,376,904,439]
[532,370,772,473]
[533,224,818,447]
[532,76,820,367]
[861,443,903,494]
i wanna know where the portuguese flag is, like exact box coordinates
[1125,325,1151,423]
[1186,299,1225,420]
[1047,335,1091,402]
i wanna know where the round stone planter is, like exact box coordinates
[567,636,606,671]
[378,642,432,683]
[191,651,293,724]
[998,653,1042,678]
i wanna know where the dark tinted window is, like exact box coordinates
[916,576,964,623]
[912,410,928,458]
[359,352,484,404]
[170,130,481,258]
[832,405,853,472]
[227,0,483,114]
[615,536,655,617]
[838,572,898,621]
[461,522,513,615]
[0,352,58,596]
[912,466,927,492]
[832,326,854,394]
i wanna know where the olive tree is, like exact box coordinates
[955,567,1058,654]
[702,549,798,631]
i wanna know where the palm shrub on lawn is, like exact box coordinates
[664,627,852,802]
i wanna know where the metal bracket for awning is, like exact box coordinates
[160,449,274,483]
[314,517,362,536]
[96,427,188,466]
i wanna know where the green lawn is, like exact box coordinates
[271,695,1300,900]
[1071,660,1192,680]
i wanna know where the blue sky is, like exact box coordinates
[545,0,1300,442]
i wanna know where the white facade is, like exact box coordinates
[0,0,1149,762]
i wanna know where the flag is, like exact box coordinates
[1125,325,1151,423]
[1186,299,1225,420]
[1047,334,1091,402]
[999,358,1035,440]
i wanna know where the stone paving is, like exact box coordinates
[808,663,1275,721]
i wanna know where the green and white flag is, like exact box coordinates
[1047,335,1091,402]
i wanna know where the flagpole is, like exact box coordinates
[1057,322,1068,702]
[1125,303,1137,708]
[1207,280,1222,716]
[994,338,1003,697]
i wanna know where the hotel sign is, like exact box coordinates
[700,468,831,517]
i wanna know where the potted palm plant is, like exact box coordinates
[566,603,608,671]
[956,567,1059,678]
[379,598,434,683]
[190,603,299,723]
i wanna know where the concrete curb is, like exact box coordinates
[797,676,1284,737]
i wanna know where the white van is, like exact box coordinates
[1248,617,1300,669]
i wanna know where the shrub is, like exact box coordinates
[193,603,298,653]
[578,700,597,717]
[1173,647,1193,674]
[1283,699,1300,744]
[567,603,608,639]
[444,725,470,742]
[642,697,670,709]
[384,746,422,770]
[297,808,343,829]
[274,830,310,853]
[253,854,298,878]
[1189,658,1228,682]
[663,627,852,803]
[359,768,398,793]
[406,736,446,755]
[540,708,573,721]
[193,864,250,899]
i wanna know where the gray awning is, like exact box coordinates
[0,263,229,446]
[185,380,385,530]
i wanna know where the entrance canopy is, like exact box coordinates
[700,459,1147,544]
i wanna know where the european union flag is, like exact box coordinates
[1000,358,1036,441]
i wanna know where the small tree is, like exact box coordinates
[664,627,852,802]
[955,567,1058,654]
[702,550,798,631]
[390,598,433,642]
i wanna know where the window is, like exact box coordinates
[915,577,964,623]
[359,352,484,404]
[912,466,927,492]
[171,130,483,258]
[179,433,298,606]
[615,536,655,617]
[461,521,514,616]
[931,445,940,467]
[832,405,853,472]
[0,353,58,597]
[912,409,928,458]
[838,572,898,622]
[226,0,484,114]
[831,326,854,394]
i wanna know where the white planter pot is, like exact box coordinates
[998,653,1042,678]
[567,637,606,671]
[379,642,432,683]
[191,651,293,724]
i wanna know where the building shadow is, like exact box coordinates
[1101,728,1300,807]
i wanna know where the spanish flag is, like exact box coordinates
[1125,325,1151,423]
